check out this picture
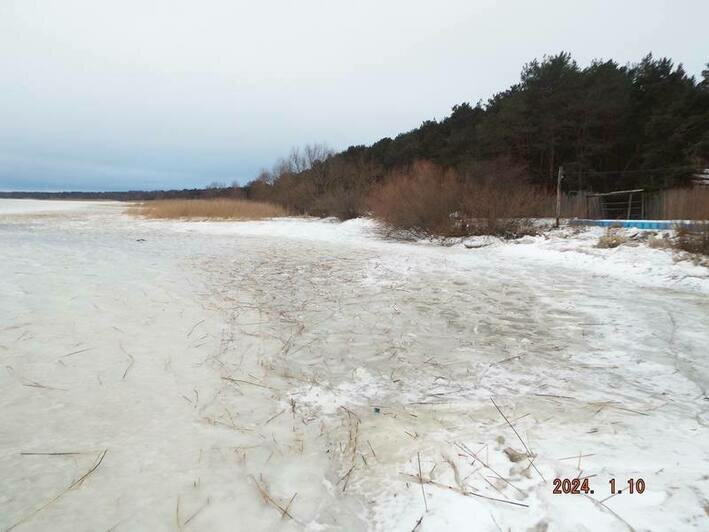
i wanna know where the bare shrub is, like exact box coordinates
[675,222,709,255]
[129,199,288,219]
[596,227,627,248]
[367,160,554,238]
[310,187,362,220]
[460,173,551,237]
[367,161,466,237]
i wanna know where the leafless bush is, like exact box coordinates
[675,222,709,255]
[367,161,466,237]
[129,199,288,219]
[367,160,554,238]
[460,173,551,236]
[310,187,362,219]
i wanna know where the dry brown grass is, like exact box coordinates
[129,199,288,220]
[596,227,627,248]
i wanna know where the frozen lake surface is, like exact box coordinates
[1,200,707,531]
[0,199,112,215]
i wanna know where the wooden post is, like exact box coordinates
[555,166,564,228]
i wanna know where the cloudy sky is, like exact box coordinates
[1,0,707,191]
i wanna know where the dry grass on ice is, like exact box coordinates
[129,199,288,220]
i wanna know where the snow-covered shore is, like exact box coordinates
[1,200,707,531]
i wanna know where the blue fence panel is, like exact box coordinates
[569,219,695,230]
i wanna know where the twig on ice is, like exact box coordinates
[585,494,636,531]
[20,451,94,456]
[222,376,274,390]
[336,464,356,493]
[367,440,377,459]
[187,319,205,338]
[7,449,108,531]
[59,347,94,359]
[490,397,545,482]
[265,409,286,425]
[22,380,67,391]
[183,497,211,526]
[120,342,134,380]
[489,354,523,366]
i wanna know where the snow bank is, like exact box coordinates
[162,216,380,245]
[155,215,708,295]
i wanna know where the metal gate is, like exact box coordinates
[585,189,646,219]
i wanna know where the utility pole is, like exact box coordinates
[555,166,564,228]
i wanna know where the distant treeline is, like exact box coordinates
[0,186,245,201]
[247,53,709,218]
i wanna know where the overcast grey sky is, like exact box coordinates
[1,0,707,191]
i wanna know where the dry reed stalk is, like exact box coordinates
[417,452,429,512]
[412,515,424,531]
[186,320,205,338]
[584,494,636,531]
[251,476,296,520]
[59,347,94,359]
[490,397,545,482]
[367,440,377,459]
[20,451,95,456]
[264,409,286,425]
[22,380,67,391]
[7,449,108,531]
[183,497,211,527]
[454,442,525,496]
[337,464,356,493]
[400,473,529,508]
[221,376,274,390]
[119,342,135,380]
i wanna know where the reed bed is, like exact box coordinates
[129,199,288,220]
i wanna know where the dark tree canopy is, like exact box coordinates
[298,53,708,193]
